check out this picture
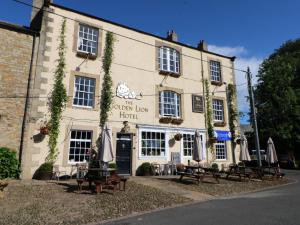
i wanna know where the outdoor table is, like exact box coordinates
[178,165,220,184]
[262,166,284,179]
[77,168,127,194]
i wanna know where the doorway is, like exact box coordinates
[116,133,132,175]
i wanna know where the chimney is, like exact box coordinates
[197,40,208,51]
[31,0,52,21]
[167,30,178,42]
[31,0,53,30]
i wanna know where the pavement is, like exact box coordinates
[101,170,300,225]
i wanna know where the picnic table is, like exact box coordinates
[77,168,127,194]
[178,165,220,184]
[262,166,285,179]
[225,164,260,181]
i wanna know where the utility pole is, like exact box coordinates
[246,67,262,167]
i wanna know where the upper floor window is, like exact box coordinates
[210,60,221,83]
[77,24,99,55]
[212,99,224,122]
[73,76,96,108]
[159,91,181,118]
[158,46,180,74]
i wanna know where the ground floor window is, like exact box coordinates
[140,131,166,157]
[69,130,92,163]
[215,140,227,160]
[183,133,194,156]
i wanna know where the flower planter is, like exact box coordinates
[159,117,173,123]
[174,133,183,141]
[209,137,218,143]
[171,118,183,125]
[40,126,50,135]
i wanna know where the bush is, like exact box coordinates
[211,163,219,171]
[108,162,117,169]
[0,147,20,179]
[32,162,53,180]
[137,162,154,176]
[38,162,54,172]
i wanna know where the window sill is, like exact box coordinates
[71,105,98,111]
[211,80,223,86]
[159,70,181,77]
[76,51,98,60]
[214,121,226,127]
[159,117,183,124]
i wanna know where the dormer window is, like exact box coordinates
[77,24,99,55]
[158,46,180,74]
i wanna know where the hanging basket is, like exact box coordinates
[174,133,183,141]
[40,125,50,135]
[236,138,241,144]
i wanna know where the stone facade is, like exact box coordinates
[0,22,35,158]
[17,1,240,179]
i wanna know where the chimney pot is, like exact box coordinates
[167,30,178,42]
[198,40,208,51]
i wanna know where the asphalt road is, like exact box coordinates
[102,170,300,225]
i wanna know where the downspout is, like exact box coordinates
[18,32,37,170]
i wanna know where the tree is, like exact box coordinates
[254,38,300,160]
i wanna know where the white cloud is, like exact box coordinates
[208,45,263,123]
[208,45,247,57]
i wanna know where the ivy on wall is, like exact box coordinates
[47,19,68,163]
[227,84,238,140]
[100,32,115,128]
[204,79,214,140]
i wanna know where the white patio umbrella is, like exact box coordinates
[239,135,251,162]
[267,137,278,165]
[98,122,114,164]
[193,130,204,163]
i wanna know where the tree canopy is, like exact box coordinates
[255,38,300,158]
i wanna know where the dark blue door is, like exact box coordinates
[116,133,132,175]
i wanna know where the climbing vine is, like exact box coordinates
[100,32,115,128]
[47,19,68,163]
[204,79,214,140]
[227,84,238,140]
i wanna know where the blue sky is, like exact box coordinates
[1,0,300,123]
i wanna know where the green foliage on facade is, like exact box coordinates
[0,147,20,179]
[227,83,238,140]
[255,38,300,157]
[47,19,68,163]
[204,79,214,140]
[100,32,115,128]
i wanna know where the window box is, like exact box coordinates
[209,137,218,144]
[171,118,183,125]
[159,116,173,123]
[214,121,226,127]
[76,51,97,60]
[210,80,223,86]
[159,70,180,77]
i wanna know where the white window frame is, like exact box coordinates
[181,131,206,160]
[159,91,181,118]
[212,99,224,122]
[77,24,99,55]
[215,140,227,160]
[210,60,221,82]
[68,130,93,164]
[158,46,180,74]
[73,76,96,108]
[138,128,168,160]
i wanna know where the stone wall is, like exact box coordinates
[0,25,34,155]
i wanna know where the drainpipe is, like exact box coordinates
[19,32,37,171]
